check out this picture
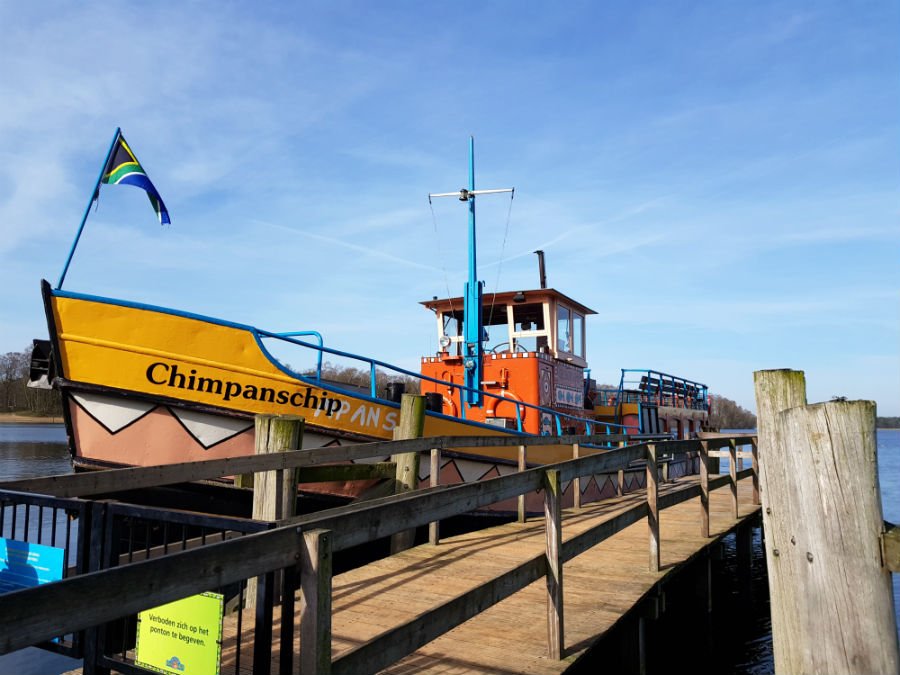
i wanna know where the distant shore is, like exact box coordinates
[0,413,64,425]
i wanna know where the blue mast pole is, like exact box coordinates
[56,127,121,289]
[428,138,511,408]
[463,136,483,406]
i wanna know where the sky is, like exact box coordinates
[0,1,896,414]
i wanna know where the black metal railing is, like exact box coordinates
[91,501,281,675]
[0,490,90,658]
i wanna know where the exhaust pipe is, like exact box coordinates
[534,250,547,289]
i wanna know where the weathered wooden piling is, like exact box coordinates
[755,369,900,674]
[753,368,807,669]
[252,414,304,522]
[249,414,303,608]
[390,394,425,554]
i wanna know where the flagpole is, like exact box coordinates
[56,127,122,289]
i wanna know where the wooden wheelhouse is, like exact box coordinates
[420,289,596,435]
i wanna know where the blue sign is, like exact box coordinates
[0,538,65,593]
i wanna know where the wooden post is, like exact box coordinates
[753,369,807,670]
[390,394,425,554]
[249,415,303,608]
[252,415,304,522]
[751,437,760,505]
[704,551,713,614]
[543,469,564,659]
[280,562,298,675]
[699,440,710,538]
[637,615,647,675]
[429,448,441,545]
[736,521,753,608]
[763,399,899,674]
[300,529,332,675]
[728,439,738,519]
[617,468,624,496]
[517,445,527,523]
[83,502,110,675]
[646,444,659,573]
[572,443,581,510]
[252,571,275,675]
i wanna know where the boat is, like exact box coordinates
[29,135,711,511]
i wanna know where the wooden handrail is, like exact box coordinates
[0,432,673,498]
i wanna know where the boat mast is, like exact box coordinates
[429,137,513,407]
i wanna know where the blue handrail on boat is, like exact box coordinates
[273,331,324,382]
[255,328,627,437]
[617,368,709,411]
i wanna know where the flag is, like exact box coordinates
[100,133,171,224]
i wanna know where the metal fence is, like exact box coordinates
[0,490,89,658]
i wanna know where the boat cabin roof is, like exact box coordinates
[420,288,597,316]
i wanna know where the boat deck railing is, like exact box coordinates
[258,329,626,438]
[614,368,710,412]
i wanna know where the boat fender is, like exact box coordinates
[486,389,526,424]
[442,395,458,417]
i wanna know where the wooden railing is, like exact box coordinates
[0,432,758,674]
[0,433,662,499]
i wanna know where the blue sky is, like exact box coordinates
[0,1,896,414]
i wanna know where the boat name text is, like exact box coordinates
[145,362,343,417]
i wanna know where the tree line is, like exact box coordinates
[706,397,898,430]
[709,395,757,430]
[0,347,63,416]
[304,362,421,396]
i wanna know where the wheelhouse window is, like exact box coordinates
[443,314,461,339]
[557,304,585,358]
[509,303,547,353]
[572,312,584,357]
[483,305,511,353]
[439,311,464,356]
[557,305,570,353]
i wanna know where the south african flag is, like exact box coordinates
[101,133,170,224]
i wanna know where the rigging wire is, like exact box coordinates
[486,188,515,330]
[429,196,457,322]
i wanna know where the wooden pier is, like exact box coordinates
[0,429,760,674]
[289,479,756,674]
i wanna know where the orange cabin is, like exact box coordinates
[419,289,596,435]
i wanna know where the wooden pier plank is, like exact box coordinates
[387,478,755,673]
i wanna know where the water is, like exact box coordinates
[0,424,77,675]
[0,424,72,480]
[0,424,897,674]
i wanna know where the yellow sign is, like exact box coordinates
[135,592,224,675]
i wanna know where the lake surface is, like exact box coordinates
[0,424,897,674]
